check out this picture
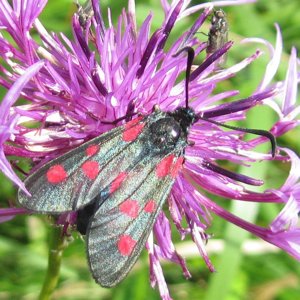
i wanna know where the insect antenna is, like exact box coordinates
[197,115,277,157]
[172,46,276,157]
[173,46,195,109]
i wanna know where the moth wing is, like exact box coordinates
[87,153,183,287]
[18,117,146,213]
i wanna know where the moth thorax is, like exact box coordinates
[149,117,181,152]
[168,107,196,135]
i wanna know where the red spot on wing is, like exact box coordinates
[156,154,175,178]
[81,160,100,180]
[110,172,128,193]
[46,164,67,184]
[144,200,156,213]
[125,116,143,127]
[170,156,184,178]
[117,234,136,256]
[119,199,139,218]
[86,144,99,156]
[122,117,145,142]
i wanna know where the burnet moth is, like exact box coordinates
[206,9,229,64]
[18,47,276,287]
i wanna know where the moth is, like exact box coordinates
[206,9,229,63]
[18,47,275,287]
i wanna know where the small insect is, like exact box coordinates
[76,0,94,28]
[206,9,229,62]
[18,47,275,287]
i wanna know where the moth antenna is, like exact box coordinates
[197,115,277,158]
[173,46,195,109]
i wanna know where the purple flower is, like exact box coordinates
[0,0,299,299]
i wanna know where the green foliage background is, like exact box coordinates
[0,0,299,299]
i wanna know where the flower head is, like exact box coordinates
[0,0,299,299]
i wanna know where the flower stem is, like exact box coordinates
[38,225,68,300]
